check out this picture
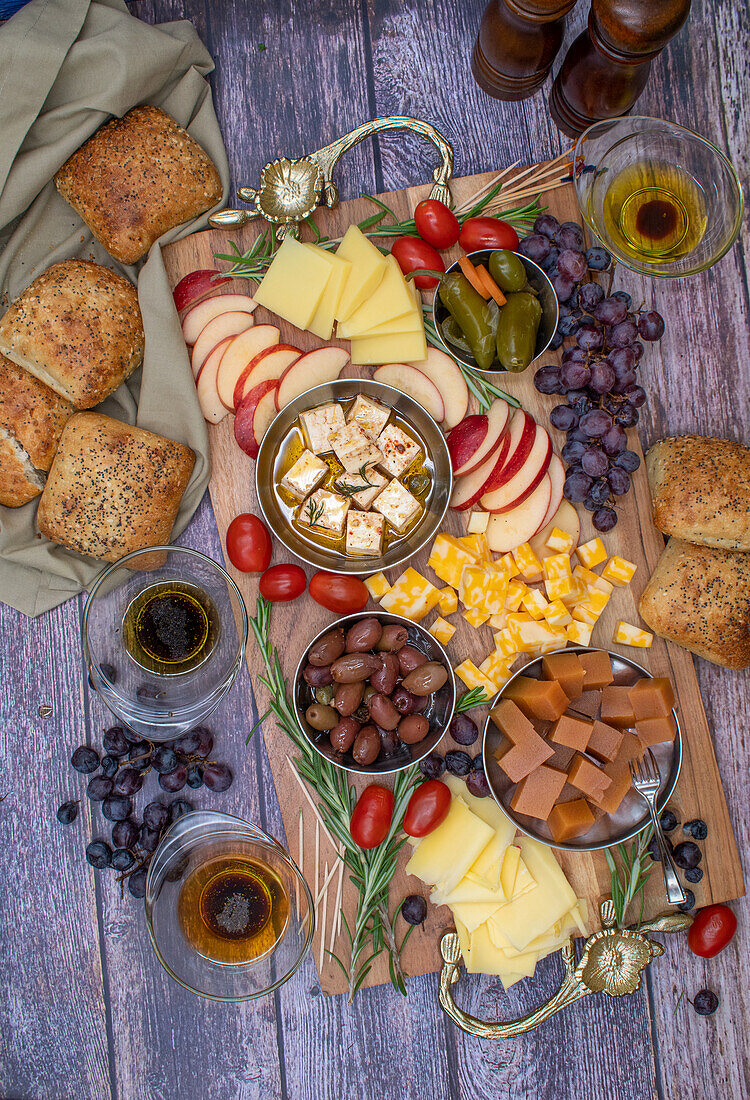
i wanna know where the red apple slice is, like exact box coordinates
[449,398,510,477]
[216,325,281,409]
[373,363,444,423]
[469,408,536,501]
[486,475,552,553]
[173,269,231,313]
[450,427,514,511]
[408,347,469,428]
[194,335,233,385]
[536,454,565,533]
[191,312,255,378]
[196,342,231,424]
[276,346,350,409]
[233,345,301,410]
[252,387,280,452]
[182,294,257,345]
[529,499,581,562]
[234,380,279,458]
[480,424,552,513]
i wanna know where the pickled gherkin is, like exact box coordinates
[438,272,496,371]
[488,249,527,293]
[496,291,542,372]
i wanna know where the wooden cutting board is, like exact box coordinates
[162,166,745,996]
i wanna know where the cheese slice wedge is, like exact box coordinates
[451,899,505,934]
[490,838,577,952]
[405,796,494,897]
[500,845,521,898]
[254,235,331,329]
[339,255,415,336]
[304,245,351,339]
[335,225,387,321]
[467,923,539,985]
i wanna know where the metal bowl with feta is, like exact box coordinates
[256,379,452,574]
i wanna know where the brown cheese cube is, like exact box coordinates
[586,720,624,763]
[567,754,612,800]
[600,685,636,728]
[541,652,585,700]
[616,728,645,765]
[588,758,633,815]
[569,690,602,720]
[636,715,678,748]
[510,765,567,821]
[550,714,593,753]
[629,677,675,720]
[503,675,569,722]
[547,798,596,843]
[490,700,553,782]
[579,650,614,690]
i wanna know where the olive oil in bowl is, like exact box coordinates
[601,161,708,265]
[123,581,220,675]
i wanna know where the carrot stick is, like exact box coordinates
[458,255,490,299]
[475,264,507,307]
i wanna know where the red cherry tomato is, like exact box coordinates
[225,513,273,573]
[414,198,460,250]
[390,236,444,290]
[458,217,519,254]
[259,563,307,602]
[688,904,737,958]
[309,571,369,614]
[403,780,451,838]
[350,785,395,849]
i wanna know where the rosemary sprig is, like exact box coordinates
[604,825,655,927]
[248,596,422,1000]
[454,686,492,714]
[334,464,377,497]
[303,497,325,528]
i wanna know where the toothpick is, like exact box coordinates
[319,861,329,971]
[315,859,339,906]
[314,817,320,917]
[456,160,520,210]
[330,859,345,952]
[286,755,339,852]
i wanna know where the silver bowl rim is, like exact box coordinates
[255,378,453,576]
[293,610,457,775]
[481,645,683,853]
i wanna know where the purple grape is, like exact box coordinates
[449,714,479,746]
[589,478,612,505]
[579,408,613,438]
[113,767,143,797]
[601,424,628,456]
[589,360,616,394]
[86,841,112,869]
[139,825,161,852]
[191,727,214,759]
[112,819,139,848]
[624,385,647,407]
[567,426,589,444]
[402,894,428,925]
[581,446,609,477]
[592,506,618,532]
[558,313,581,337]
[557,248,588,282]
[71,746,100,774]
[169,799,193,822]
[100,756,118,779]
[586,246,611,271]
[549,331,564,350]
[576,323,604,351]
[610,319,638,347]
[102,795,132,822]
[143,801,169,831]
[611,290,632,308]
[534,214,560,239]
[638,310,665,341]
[555,222,585,251]
[159,766,187,793]
[103,726,129,758]
[607,345,636,373]
[534,364,564,395]
[612,369,637,394]
[419,752,445,780]
[466,770,491,798]
[128,870,148,898]
[567,286,580,309]
[562,346,587,364]
[541,248,560,273]
[563,470,593,503]
[579,281,605,311]
[594,297,628,325]
[87,776,113,802]
[562,439,587,464]
[57,801,79,825]
[615,403,639,427]
[552,273,574,302]
[560,360,591,390]
[519,233,551,263]
[186,764,204,788]
[632,341,644,362]
[607,467,631,495]
[111,848,134,872]
[550,404,579,431]
[173,731,201,756]
[203,763,233,792]
[151,745,178,774]
[615,450,641,472]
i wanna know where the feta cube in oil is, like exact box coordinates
[376,423,421,478]
[374,479,421,533]
[280,449,328,501]
[298,403,346,454]
[346,394,391,437]
[332,464,388,510]
[298,489,349,539]
[329,422,383,473]
[346,511,384,556]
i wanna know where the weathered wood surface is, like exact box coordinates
[1,0,748,1097]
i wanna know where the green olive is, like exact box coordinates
[488,249,527,293]
[496,291,543,373]
[438,272,496,371]
[314,685,334,705]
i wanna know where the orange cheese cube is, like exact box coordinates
[521,587,549,621]
[613,621,653,647]
[576,538,607,569]
[455,659,497,697]
[428,616,456,645]
[489,610,508,631]
[365,572,391,600]
[543,599,573,627]
[438,586,458,616]
[494,628,518,657]
[572,589,610,625]
[498,552,520,579]
[512,619,568,654]
[428,534,477,589]
[458,533,491,563]
[567,620,592,646]
[511,542,543,581]
[602,556,637,587]
[573,564,614,597]
[480,650,514,690]
[380,567,441,621]
[560,574,587,608]
[463,606,490,628]
[545,527,575,554]
[505,579,528,612]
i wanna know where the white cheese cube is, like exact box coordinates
[376,423,421,478]
[329,422,383,473]
[345,511,384,556]
[298,489,349,538]
[280,449,328,501]
[373,479,421,533]
[346,394,391,437]
[299,403,346,454]
[332,464,389,509]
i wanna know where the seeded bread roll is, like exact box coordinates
[0,428,46,507]
[0,260,144,409]
[646,435,750,551]
[0,355,74,472]
[54,106,223,264]
[639,538,750,669]
[37,412,195,565]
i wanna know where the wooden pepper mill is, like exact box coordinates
[472,0,580,102]
[549,0,692,138]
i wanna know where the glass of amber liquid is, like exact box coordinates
[574,116,743,278]
[145,810,314,1000]
[82,546,248,742]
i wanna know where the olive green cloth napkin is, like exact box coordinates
[0,0,230,616]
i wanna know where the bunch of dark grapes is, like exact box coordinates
[522,213,664,531]
[58,724,233,897]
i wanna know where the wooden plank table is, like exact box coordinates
[1,0,749,1097]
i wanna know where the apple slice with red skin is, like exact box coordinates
[252,387,280,453]
[450,424,515,510]
[276,347,350,409]
[373,363,444,423]
[480,424,552,513]
[408,347,469,428]
[535,454,564,533]
[196,341,233,424]
[173,269,231,313]
[529,498,580,562]
[233,345,301,410]
[191,312,255,378]
[486,475,552,553]
[194,334,233,385]
[234,380,279,458]
[216,325,281,409]
[182,294,257,345]
[448,398,510,477]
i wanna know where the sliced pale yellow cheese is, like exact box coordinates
[490,838,578,953]
[254,235,331,329]
[451,899,505,934]
[454,916,471,963]
[350,328,428,366]
[339,255,415,336]
[359,283,423,336]
[436,872,505,907]
[467,924,538,985]
[335,225,387,321]
[470,837,506,892]
[304,245,352,339]
[443,774,513,835]
[512,858,537,898]
[500,844,521,898]
[405,796,494,896]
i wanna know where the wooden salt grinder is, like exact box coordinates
[471,0,580,102]
[549,0,692,138]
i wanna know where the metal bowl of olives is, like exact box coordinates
[433,249,559,375]
[294,611,456,775]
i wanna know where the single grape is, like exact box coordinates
[611,290,632,308]
[466,770,491,798]
[555,222,585,251]
[203,763,233,792]
[601,424,628,457]
[541,248,560,274]
[615,404,639,427]
[548,331,564,351]
[128,868,149,898]
[534,213,559,239]
[624,384,647,408]
[692,990,719,1016]
[100,755,118,779]
[610,319,638,347]
[607,467,631,496]
[557,248,588,282]
[112,819,139,848]
[563,470,594,503]
[191,727,214,759]
[519,233,551,263]
[173,731,201,757]
[87,775,113,802]
[579,408,613,438]
[632,341,644,362]
[445,750,472,777]
[57,800,79,825]
[683,819,708,840]
[570,395,593,418]
[113,767,143,797]
[86,840,112,869]
[449,714,479,746]
[589,360,616,394]
[471,755,485,773]
[419,752,445,779]
[550,404,579,432]
[111,848,135,872]
[562,439,587,464]
[579,281,605,312]
[139,825,161,852]
[660,809,678,832]
[594,297,628,326]
[186,764,204,789]
[583,494,598,513]
[585,246,611,271]
[685,866,704,884]
[143,802,170,832]
[534,364,563,395]
[567,286,580,310]
[638,310,665,341]
[151,745,179,775]
[560,360,591,390]
[169,799,193,822]
[102,794,132,822]
[576,323,604,352]
[592,506,618,532]
[401,894,428,926]
[614,450,641,472]
[561,346,586,364]
[103,726,129,757]
[679,890,696,913]
[159,766,187,793]
[552,273,574,302]
[581,447,609,477]
[589,478,612,506]
[558,313,581,337]
[71,746,100,774]
[607,345,636,375]
[567,426,590,444]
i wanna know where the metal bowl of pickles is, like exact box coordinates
[433,249,559,375]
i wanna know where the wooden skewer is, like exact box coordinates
[296,809,303,910]
[330,859,345,952]
[319,861,329,971]
[455,149,573,215]
[456,160,520,211]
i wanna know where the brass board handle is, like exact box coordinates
[209,116,454,238]
[438,899,693,1038]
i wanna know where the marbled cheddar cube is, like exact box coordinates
[573,564,614,596]
[600,685,636,727]
[543,600,573,627]
[505,579,528,612]
[489,611,508,631]
[510,765,567,821]
[572,589,610,626]
[480,650,514,690]
[499,552,520,579]
[629,677,675,720]
[379,567,441,621]
[586,720,624,763]
[549,713,593,752]
[578,650,614,690]
[428,533,477,589]
[566,620,592,646]
[576,538,607,569]
[503,675,569,722]
[560,575,587,608]
[512,542,543,580]
[542,651,585,700]
[567,754,611,800]
[429,616,456,645]
[463,606,490,628]
[455,659,497,697]
[494,628,518,658]
[511,619,567,655]
[614,621,653,647]
[490,700,554,781]
[546,527,575,555]
[547,799,596,844]
[365,572,391,600]
[459,533,491,562]
[602,556,637,587]
[459,564,490,609]
[438,586,458,616]
[521,587,549,621]
[467,510,490,534]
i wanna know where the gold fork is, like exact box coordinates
[629,750,687,906]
